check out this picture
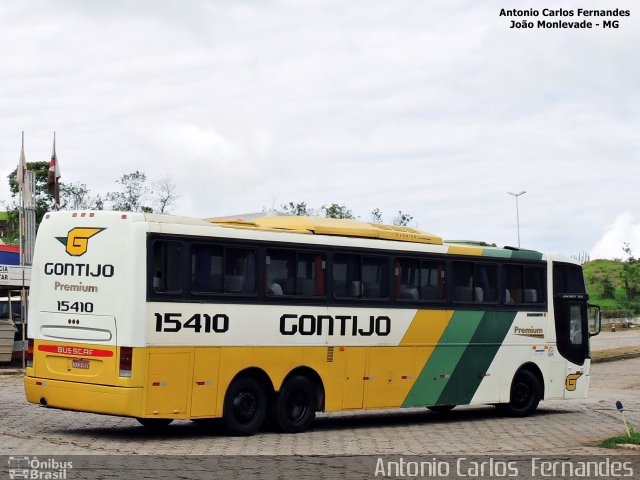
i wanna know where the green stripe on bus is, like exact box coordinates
[482,249,512,258]
[402,310,483,407]
[435,311,517,406]
[510,250,543,260]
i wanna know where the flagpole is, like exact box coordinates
[19,132,26,369]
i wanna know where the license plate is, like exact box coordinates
[71,359,90,370]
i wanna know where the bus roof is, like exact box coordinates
[206,215,444,245]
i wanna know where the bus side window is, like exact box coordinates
[452,262,474,302]
[333,254,360,298]
[225,248,256,294]
[421,260,446,301]
[362,256,388,299]
[152,241,183,293]
[266,250,295,295]
[296,252,326,297]
[503,265,546,305]
[524,266,545,304]
[190,244,223,293]
[396,258,419,300]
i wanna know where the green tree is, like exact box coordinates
[393,210,413,226]
[60,181,104,211]
[106,171,151,212]
[601,277,615,299]
[370,208,383,224]
[320,203,354,219]
[280,201,314,216]
[621,243,640,302]
[7,161,57,230]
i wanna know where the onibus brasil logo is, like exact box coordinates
[56,227,105,257]
[8,456,72,479]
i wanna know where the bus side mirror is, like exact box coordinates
[588,304,601,337]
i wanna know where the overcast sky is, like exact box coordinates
[1,0,638,259]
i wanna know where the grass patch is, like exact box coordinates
[599,430,640,449]
[591,346,640,363]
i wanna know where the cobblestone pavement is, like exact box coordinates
[1,358,639,457]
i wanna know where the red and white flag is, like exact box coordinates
[48,132,61,209]
[16,131,30,205]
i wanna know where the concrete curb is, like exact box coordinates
[0,368,24,376]
[616,443,640,451]
[592,351,640,364]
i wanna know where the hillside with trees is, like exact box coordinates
[584,248,640,318]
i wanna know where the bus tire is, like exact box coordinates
[274,375,316,433]
[136,418,173,428]
[428,405,455,413]
[497,369,541,417]
[223,376,267,436]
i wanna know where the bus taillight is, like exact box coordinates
[119,347,133,377]
[26,339,34,367]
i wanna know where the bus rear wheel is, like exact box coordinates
[136,418,173,428]
[496,369,541,417]
[274,375,316,433]
[223,376,267,436]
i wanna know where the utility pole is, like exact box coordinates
[507,191,526,248]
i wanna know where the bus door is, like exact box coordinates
[552,262,590,398]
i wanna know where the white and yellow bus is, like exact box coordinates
[25,211,600,435]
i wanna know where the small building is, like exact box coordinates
[0,245,30,364]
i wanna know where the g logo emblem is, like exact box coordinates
[565,372,583,391]
[56,227,105,256]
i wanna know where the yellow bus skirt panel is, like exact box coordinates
[24,376,144,418]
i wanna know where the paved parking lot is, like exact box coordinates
[1,357,639,457]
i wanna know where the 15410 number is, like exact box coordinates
[154,313,229,333]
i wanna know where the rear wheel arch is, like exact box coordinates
[227,367,275,397]
[280,366,325,412]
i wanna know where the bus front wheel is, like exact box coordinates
[496,369,541,417]
[223,376,267,436]
[274,375,317,433]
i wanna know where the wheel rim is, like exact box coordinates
[285,388,309,422]
[233,390,258,423]
[512,381,532,408]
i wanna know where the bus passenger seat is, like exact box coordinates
[399,286,419,300]
[474,287,484,302]
[455,286,473,302]
[225,275,244,293]
[348,281,362,297]
[297,279,316,296]
[364,283,381,298]
[421,286,438,300]
[267,283,284,295]
[524,289,537,303]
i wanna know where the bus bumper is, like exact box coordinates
[24,376,144,418]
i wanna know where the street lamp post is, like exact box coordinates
[507,191,526,248]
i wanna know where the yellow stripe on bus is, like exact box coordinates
[400,310,453,346]
[447,245,484,256]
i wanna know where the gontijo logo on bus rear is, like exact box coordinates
[56,227,105,256]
